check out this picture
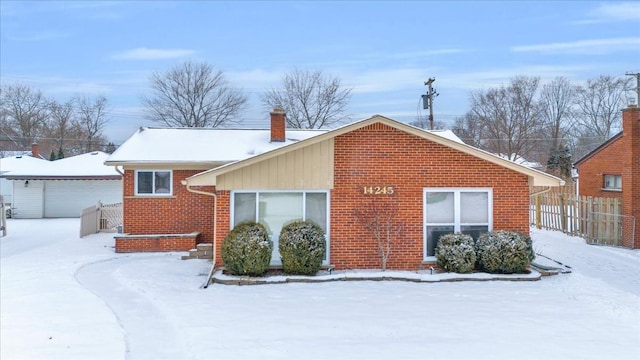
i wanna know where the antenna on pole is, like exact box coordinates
[625,72,640,106]
[422,77,439,130]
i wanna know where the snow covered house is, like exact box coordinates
[106,110,564,270]
[1,151,122,218]
[574,104,640,248]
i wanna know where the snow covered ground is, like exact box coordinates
[1,219,639,360]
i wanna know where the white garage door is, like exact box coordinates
[13,180,44,219]
[44,180,123,218]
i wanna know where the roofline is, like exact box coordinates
[573,131,623,166]
[186,115,565,187]
[104,160,231,169]
[2,175,122,180]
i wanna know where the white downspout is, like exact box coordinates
[183,182,218,288]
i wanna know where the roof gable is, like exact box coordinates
[186,115,564,187]
[574,131,623,166]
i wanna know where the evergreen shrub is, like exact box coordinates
[221,221,272,276]
[435,233,476,273]
[475,230,535,273]
[279,220,326,275]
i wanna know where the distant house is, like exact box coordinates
[1,151,122,218]
[105,110,564,271]
[574,104,640,248]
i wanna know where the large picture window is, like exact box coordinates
[135,170,172,195]
[423,188,492,259]
[232,191,329,265]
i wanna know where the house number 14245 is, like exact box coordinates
[363,186,394,195]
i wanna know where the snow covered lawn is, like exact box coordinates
[1,219,639,360]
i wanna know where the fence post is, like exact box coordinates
[587,196,593,243]
[535,194,541,229]
[559,194,567,233]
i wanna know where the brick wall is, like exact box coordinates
[122,170,215,244]
[577,137,625,200]
[115,234,198,253]
[212,123,531,270]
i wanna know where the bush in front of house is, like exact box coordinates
[221,221,272,276]
[435,233,476,273]
[278,220,326,275]
[475,230,535,273]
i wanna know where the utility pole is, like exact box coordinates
[422,78,438,130]
[626,72,640,106]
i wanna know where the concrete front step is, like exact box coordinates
[181,243,214,260]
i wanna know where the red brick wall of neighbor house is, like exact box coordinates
[622,106,640,247]
[122,170,216,245]
[212,123,531,270]
[577,137,626,199]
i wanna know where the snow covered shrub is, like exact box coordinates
[278,220,326,275]
[221,222,272,276]
[435,233,476,273]
[475,230,535,273]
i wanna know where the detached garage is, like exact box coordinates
[2,151,122,219]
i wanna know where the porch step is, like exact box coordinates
[181,243,214,260]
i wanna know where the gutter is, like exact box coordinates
[529,186,552,197]
[530,186,552,230]
[183,181,217,288]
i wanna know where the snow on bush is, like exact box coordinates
[435,233,476,273]
[221,221,272,276]
[279,220,326,275]
[475,230,535,273]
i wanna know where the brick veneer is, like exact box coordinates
[212,123,531,270]
[115,233,199,253]
[577,106,640,248]
[122,170,215,247]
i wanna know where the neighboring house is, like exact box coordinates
[0,154,48,210]
[106,110,564,271]
[574,104,640,248]
[1,151,122,218]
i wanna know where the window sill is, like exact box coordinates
[600,188,622,192]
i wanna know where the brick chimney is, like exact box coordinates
[270,109,286,142]
[621,104,640,248]
[31,143,39,159]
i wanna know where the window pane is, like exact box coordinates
[461,192,488,223]
[426,226,454,257]
[306,193,327,232]
[461,225,489,241]
[234,193,256,225]
[425,192,454,223]
[259,193,303,236]
[137,172,153,194]
[154,171,171,194]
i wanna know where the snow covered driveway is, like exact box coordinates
[1,219,639,360]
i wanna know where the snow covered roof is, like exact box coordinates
[105,127,328,167]
[1,151,121,179]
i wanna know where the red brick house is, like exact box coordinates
[106,110,564,270]
[574,104,640,248]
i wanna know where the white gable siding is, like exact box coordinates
[44,180,122,218]
[13,180,44,219]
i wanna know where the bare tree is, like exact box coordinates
[468,76,546,162]
[541,77,575,152]
[354,199,404,271]
[74,95,109,152]
[0,83,49,149]
[143,61,247,128]
[573,75,631,152]
[262,69,351,129]
[46,99,75,153]
[452,112,485,147]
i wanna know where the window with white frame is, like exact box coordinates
[232,191,329,264]
[603,174,621,190]
[135,170,172,195]
[423,188,492,258]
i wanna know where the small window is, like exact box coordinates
[604,175,621,190]
[135,170,172,195]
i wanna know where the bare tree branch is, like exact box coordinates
[143,60,247,128]
[74,95,109,152]
[262,69,351,129]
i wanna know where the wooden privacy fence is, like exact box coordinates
[530,191,635,248]
[0,196,6,237]
[80,201,123,237]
